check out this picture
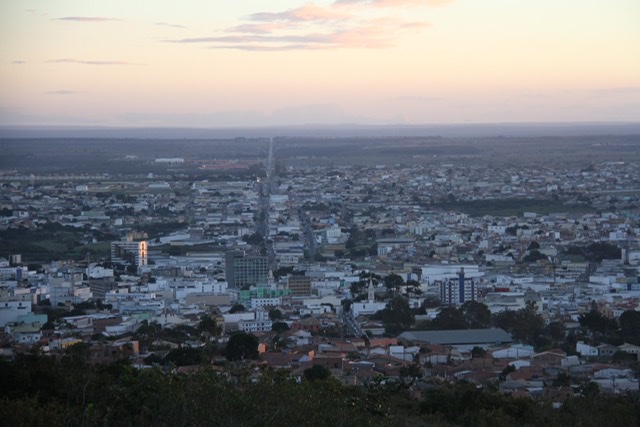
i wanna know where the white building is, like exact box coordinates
[576,341,599,357]
[351,280,386,317]
[0,301,32,327]
[238,318,273,333]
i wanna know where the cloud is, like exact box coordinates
[47,58,143,66]
[155,22,187,29]
[54,16,121,22]
[208,44,321,52]
[335,0,453,7]
[165,2,431,51]
[248,4,354,23]
[169,26,397,50]
[44,90,79,95]
[225,23,285,35]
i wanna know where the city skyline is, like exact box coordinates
[1,0,639,127]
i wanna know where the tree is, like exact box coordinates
[527,241,540,250]
[405,279,423,296]
[303,364,331,382]
[612,350,636,362]
[268,308,283,321]
[341,299,352,313]
[492,303,544,346]
[579,381,600,398]
[552,372,572,387]
[523,250,547,263]
[61,342,91,368]
[197,315,221,341]
[422,295,441,308]
[242,232,264,246]
[471,346,486,358]
[461,301,491,329]
[584,242,621,262]
[545,321,566,342]
[164,347,204,367]
[134,321,160,349]
[399,363,423,385]
[350,281,367,298]
[270,335,293,351]
[433,307,468,330]
[229,304,246,314]
[273,266,294,280]
[384,273,405,294]
[498,364,516,382]
[2,350,640,426]
[271,322,289,334]
[27,263,42,272]
[619,310,640,343]
[373,296,414,336]
[225,332,259,361]
[579,308,617,335]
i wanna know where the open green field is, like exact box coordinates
[0,227,112,263]
[434,198,595,217]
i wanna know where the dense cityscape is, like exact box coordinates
[1,132,640,425]
[3,0,639,424]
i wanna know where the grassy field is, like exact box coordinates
[434,198,595,217]
[1,228,112,263]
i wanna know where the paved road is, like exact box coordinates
[257,138,276,268]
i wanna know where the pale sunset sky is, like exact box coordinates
[1,0,638,127]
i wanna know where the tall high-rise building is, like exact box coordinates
[111,241,147,267]
[439,268,479,306]
[225,251,269,289]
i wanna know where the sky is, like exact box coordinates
[1,0,639,127]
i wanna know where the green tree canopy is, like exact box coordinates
[303,364,331,382]
[523,250,547,263]
[271,321,290,334]
[164,347,204,367]
[268,308,283,321]
[383,273,405,293]
[545,321,566,342]
[196,315,222,342]
[1,352,640,426]
[225,332,259,361]
[579,308,618,335]
[229,304,246,314]
[461,301,491,329]
[584,242,621,262]
[619,310,640,343]
[373,296,415,336]
[433,306,468,330]
[492,303,544,346]
[422,295,441,309]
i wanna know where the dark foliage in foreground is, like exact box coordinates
[1,352,639,427]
